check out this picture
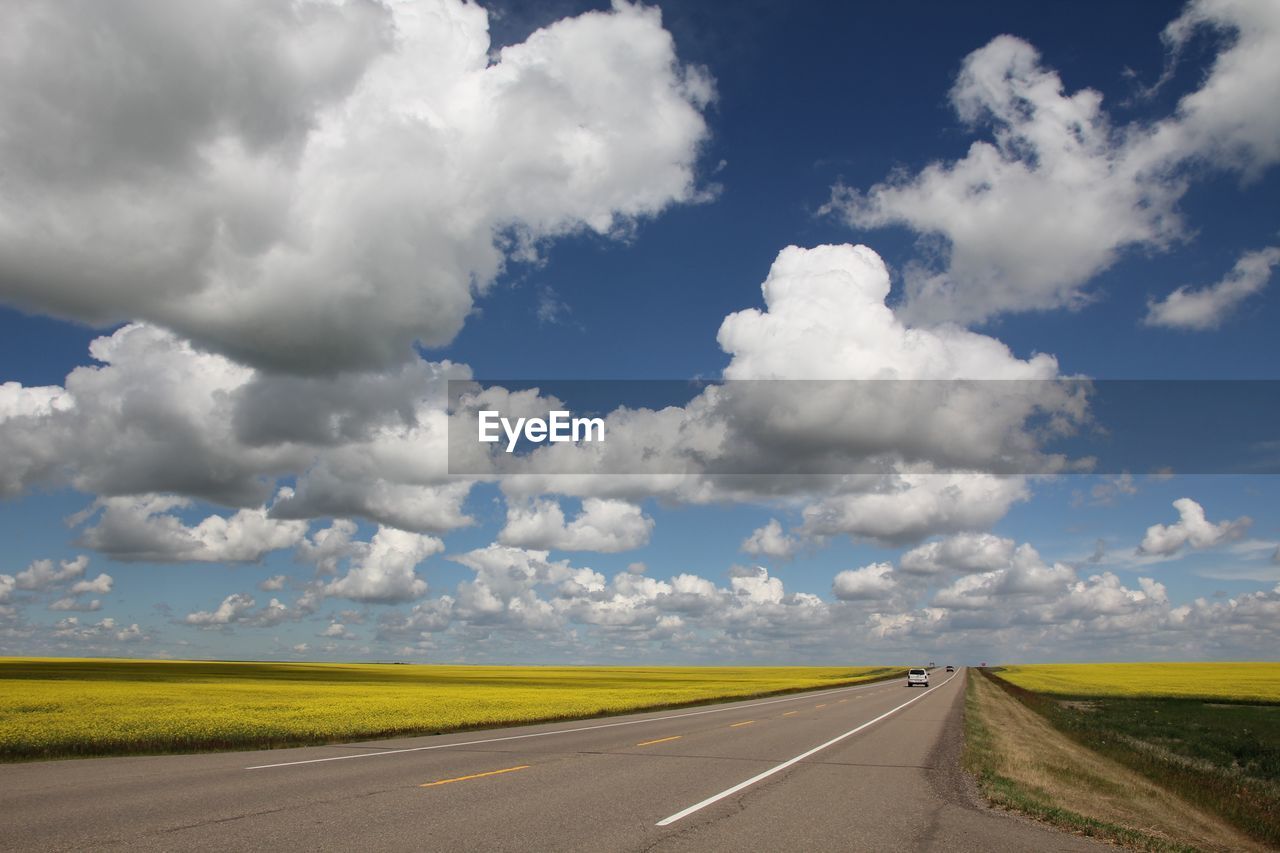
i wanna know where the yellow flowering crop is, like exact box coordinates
[0,658,902,761]
[994,662,1280,702]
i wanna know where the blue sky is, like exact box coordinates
[1,0,1277,664]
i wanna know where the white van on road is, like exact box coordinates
[907,668,929,687]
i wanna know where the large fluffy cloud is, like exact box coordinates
[481,245,1078,544]
[741,519,800,560]
[450,545,593,630]
[323,526,443,604]
[0,323,474,534]
[718,244,1062,382]
[184,593,258,628]
[832,562,897,601]
[872,568,1280,662]
[1152,0,1280,174]
[843,509,1280,660]
[12,556,90,591]
[370,546,829,652]
[827,1,1280,324]
[931,544,1076,610]
[498,498,654,552]
[73,493,307,562]
[898,532,1017,576]
[0,0,712,373]
[69,574,113,595]
[1138,497,1251,556]
[0,242,1083,551]
[799,471,1029,547]
[141,525,1280,662]
[182,591,297,630]
[0,556,108,617]
[0,325,268,504]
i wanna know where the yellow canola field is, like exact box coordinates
[995,662,1280,703]
[0,658,901,761]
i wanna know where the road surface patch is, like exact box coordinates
[245,679,897,771]
[420,765,530,787]
[656,672,957,826]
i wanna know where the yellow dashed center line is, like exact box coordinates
[815,704,827,709]
[838,699,848,703]
[636,735,682,747]
[782,710,799,716]
[420,765,530,787]
[730,720,755,728]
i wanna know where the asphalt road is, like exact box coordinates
[0,668,1103,852]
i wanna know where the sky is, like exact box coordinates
[1,0,1278,665]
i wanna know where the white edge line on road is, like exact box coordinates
[245,678,899,770]
[654,672,958,827]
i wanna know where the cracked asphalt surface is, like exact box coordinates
[0,669,1104,851]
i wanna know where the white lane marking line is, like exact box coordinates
[245,678,900,770]
[655,673,957,826]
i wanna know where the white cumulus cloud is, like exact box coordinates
[741,519,800,560]
[498,498,653,552]
[899,532,1017,576]
[0,323,476,534]
[1145,246,1280,329]
[323,527,442,604]
[70,573,113,595]
[832,562,898,600]
[74,493,307,562]
[827,1,1280,325]
[48,597,102,613]
[1138,497,1251,556]
[0,0,712,373]
[800,471,1029,547]
[13,556,89,591]
[184,593,258,628]
[492,244,1075,545]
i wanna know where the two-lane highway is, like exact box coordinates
[0,669,1103,851]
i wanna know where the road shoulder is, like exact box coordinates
[965,669,1264,852]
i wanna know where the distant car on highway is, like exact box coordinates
[945,665,955,672]
[907,668,929,687]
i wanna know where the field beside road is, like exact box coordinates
[996,662,1280,703]
[978,663,1280,849]
[0,658,901,761]
[965,669,1257,851]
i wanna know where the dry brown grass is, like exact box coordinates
[968,670,1263,852]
